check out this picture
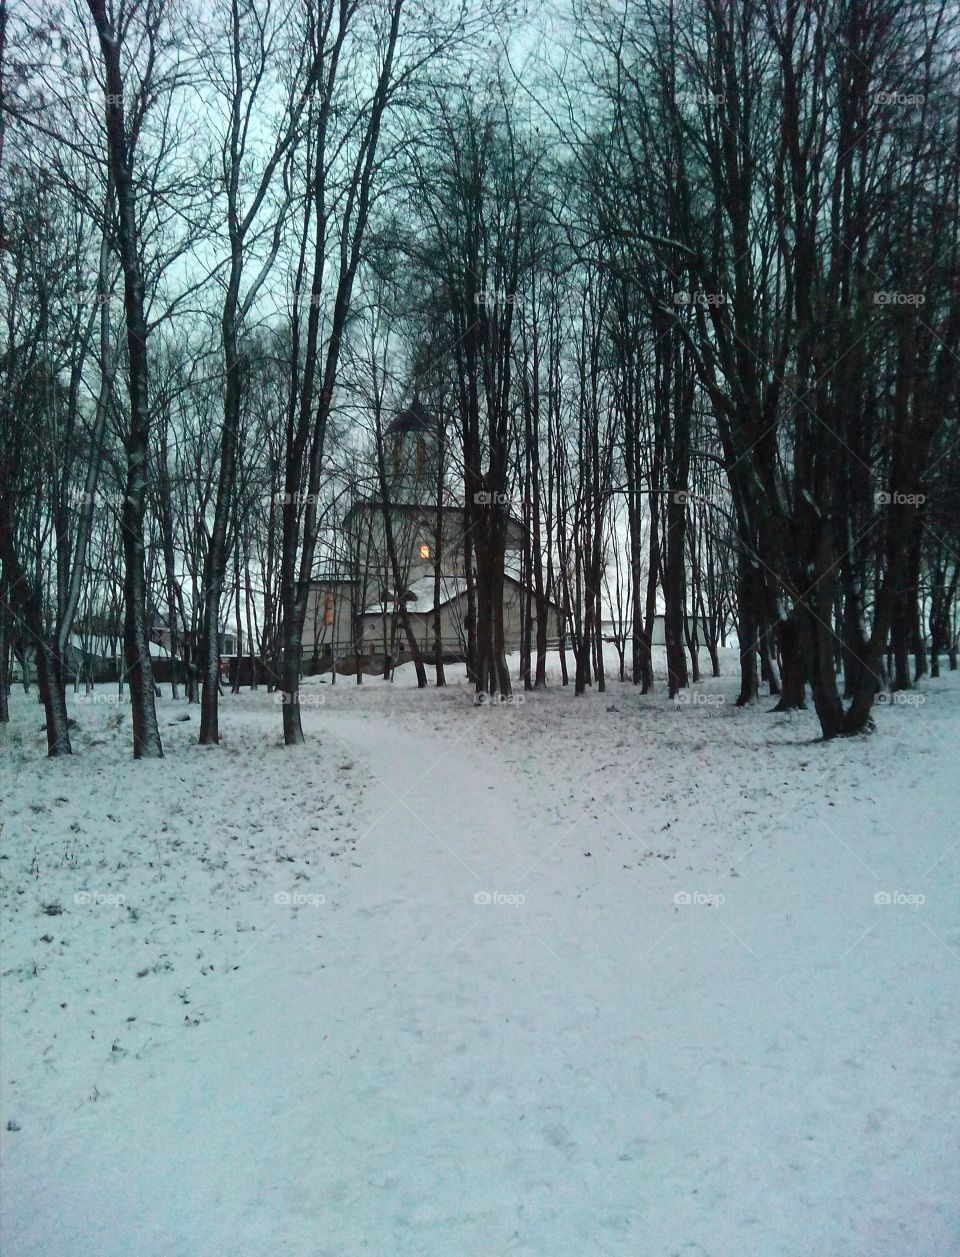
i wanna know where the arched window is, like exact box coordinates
[415,438,427,480]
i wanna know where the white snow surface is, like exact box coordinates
[1,655,958,1256]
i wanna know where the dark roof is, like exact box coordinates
[342,500,528,543]
[310,573,357,585]
[345,500,445,514]
[386,399,433,436]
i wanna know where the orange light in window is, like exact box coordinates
[419,544,430,559]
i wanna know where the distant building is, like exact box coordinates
[303,402,558,671]
[152,620,237,659]
[12,633,175,685]
[601,616,711,647]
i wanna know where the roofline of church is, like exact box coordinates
[342,499,526,528]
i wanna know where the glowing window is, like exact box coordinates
[419,544,431,559]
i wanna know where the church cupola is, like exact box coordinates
[386,399,439,504]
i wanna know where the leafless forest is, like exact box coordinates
[1,0,958,757]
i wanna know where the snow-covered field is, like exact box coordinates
[2,658,958,1256]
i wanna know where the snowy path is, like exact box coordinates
[2,673,959,1256]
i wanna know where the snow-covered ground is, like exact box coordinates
[2,656,958,1256]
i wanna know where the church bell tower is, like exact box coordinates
[386,399,439,505]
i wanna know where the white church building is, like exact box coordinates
[302,402,559,672]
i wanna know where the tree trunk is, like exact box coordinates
[87,0,162,758]
[735,552,759,706]
[772,614,806,711]
[199,313,241,744]
[0,592,8,724]
[759,630,780,696]
[0,511,72,754]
